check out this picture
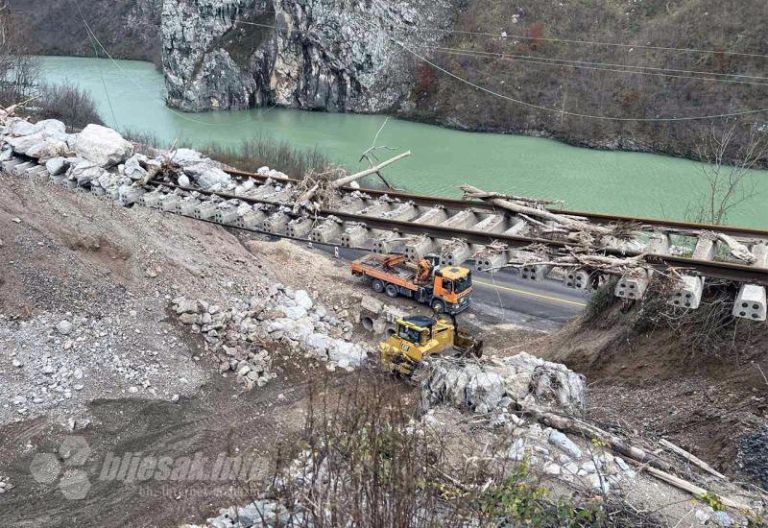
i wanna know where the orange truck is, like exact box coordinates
[350,254,472,314]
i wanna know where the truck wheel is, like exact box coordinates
[431,299,446,313]
[385,284,399,298]
[372,279,384,293]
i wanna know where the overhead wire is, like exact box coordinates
[420,45,768,87]
[75,1,120,128]
[424,45,768,85]
[71,2,768,124]
[351,6,768,122]
[398,23,768,60]
[232,14,768,61]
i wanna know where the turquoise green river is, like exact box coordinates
[39,56,767,228]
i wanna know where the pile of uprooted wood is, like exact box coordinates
[461,184,759,277]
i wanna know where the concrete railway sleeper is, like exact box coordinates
[2,153,767,321]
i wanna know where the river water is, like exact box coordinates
[38,56,767,228]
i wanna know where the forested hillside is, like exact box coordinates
[7,0,161,65]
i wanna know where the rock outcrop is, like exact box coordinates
[162,0,458,112]
[421,353,587,415]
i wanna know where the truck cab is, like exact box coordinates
[431,266,472,314]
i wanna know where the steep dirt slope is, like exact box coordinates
[531,288,768,486]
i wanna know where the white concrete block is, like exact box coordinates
[337,195,368,214]
[521,265,551,281]
[404,236,436,261]
[161,195,181,212]
[648,234,670,255]
[235,209,267,230]
[380,202,418,222]
[215,206,240,225]
[263,212,289,234]
[413,206,448,225]
[733,284,767,321]
[373,232,403,254]
[440,209,478,230]
[341,224,369,248]
[693,237,716,261]
[193,201,218,220]
[564,269,594,290]
[310,219,342,243]
[472,214,506,234]
[474,249,508,272]
[118,186,144,207]
[503,219,529,237]
[178,198,200,216]
[440,241,473,266]
[140,191,164,208]
[668,275,703,309]
[614,269,651,300]
[287,218,313,239]
[360,199,391,217]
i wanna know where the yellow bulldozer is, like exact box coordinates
[378,314,483,376]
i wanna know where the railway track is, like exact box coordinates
[4,154,767,321]
[223,167,768,241]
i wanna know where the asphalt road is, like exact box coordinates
[311,244,590,331]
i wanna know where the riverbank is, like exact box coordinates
[35,56,768,228]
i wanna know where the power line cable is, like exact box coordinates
[400,23,768,60]
[423,46,768,87]
[427,45,768,84]
[352,7,768,122]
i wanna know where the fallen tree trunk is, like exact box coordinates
[523,405,752,513]
[522,405,674,472]
[332,151,411,188]
[632,462,750,512]
[659,438,726,480]
[716,233,756,264]
[461,184,612,236]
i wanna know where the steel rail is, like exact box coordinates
[222,167,768,240]
[148,181,768,284]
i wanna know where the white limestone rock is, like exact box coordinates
[421,353,586,415]
[74,124,134,167]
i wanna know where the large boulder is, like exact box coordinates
[74,124,134,167]
[123,154,149,180]
[195,167,232,190]
[5,118,66,138]
[68,161,107,187]
[421,353,587,416]
[3,119,70,160]
[170,148,203,167]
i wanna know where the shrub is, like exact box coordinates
[33,82,103,131]
[202,138,332,178]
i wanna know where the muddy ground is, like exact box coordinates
[1,171,766,526]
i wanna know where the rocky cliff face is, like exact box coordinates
[162,0,458,112]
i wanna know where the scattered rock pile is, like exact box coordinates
[1,305,206,425]
[421,352,587,415]
[182,499,309,528]
[172,284,368,390]
[0,476,12,494]
[0,117,303,211]
[501,419,634,494]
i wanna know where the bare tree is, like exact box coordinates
[690,122,767,225]
[0,0,39,105]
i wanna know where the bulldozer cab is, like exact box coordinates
[379,313,484,376]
